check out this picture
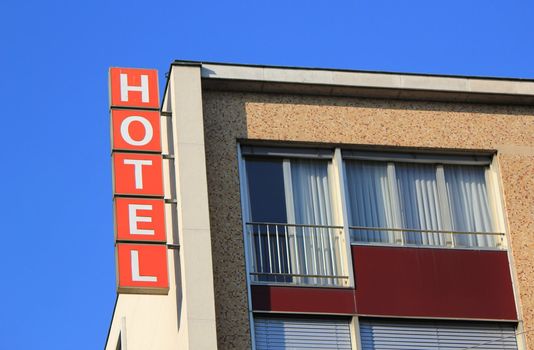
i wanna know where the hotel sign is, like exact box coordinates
[109,67,169,294]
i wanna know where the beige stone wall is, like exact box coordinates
[203,93,250,350]
[202,91,534,349]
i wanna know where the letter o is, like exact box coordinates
[120,116,153,146]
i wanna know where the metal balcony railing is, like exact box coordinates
[350,226,506,250]
[245,222,349,287]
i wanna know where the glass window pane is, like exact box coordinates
[444,165,494,247]
[290,159,333,226]
[343,156,496,248]
[289,159,340,286]
[345,160,395,243]
[396,163,446,245]
[245,158,287,223]
[245,159,290,283]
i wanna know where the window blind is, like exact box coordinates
[360,318,518,350]
[255,316,352,349]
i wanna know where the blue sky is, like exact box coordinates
[0,0,533,348]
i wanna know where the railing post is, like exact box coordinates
[257,224,263,277]
[283,225,291,277]
[266,224,272,279]
[275,225,281,279]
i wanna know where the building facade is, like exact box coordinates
[106,61,534,349]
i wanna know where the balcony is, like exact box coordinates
[245,222,350,287]
[247,222,517,319]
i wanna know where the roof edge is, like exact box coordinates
[172,60,534,83]
[165,60,534,106]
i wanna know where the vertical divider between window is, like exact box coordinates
[283,159,296,225]
[334,148,355,288]
[283,159,299,283]
[386,162,404,245]
[487,163,506,249]
[328,159,344,287]
[350,316,363,350]
[436,165,454,247]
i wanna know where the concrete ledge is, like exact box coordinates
[173,61,534,105]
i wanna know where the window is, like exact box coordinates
[240,146,506,288]
[245,157,334,227]
[344,151,503,248]
[242,147,348,286]
[360,318,518,349]
[255,316,352,349]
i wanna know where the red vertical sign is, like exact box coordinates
[109,67,169,294]
[109,68,160,109]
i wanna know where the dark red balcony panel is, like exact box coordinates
[251,285,356,314]
[352,245,517,320]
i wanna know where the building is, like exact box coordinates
[105,61,534,349]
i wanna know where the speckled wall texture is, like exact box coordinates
[202,91,534,349]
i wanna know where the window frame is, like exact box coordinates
[254,315,354,350]
[342,151,506,250]
[239,145,355,288]
[358,317,519,350]
[240,145,507,251]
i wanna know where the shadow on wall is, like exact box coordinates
[163,111,184,333]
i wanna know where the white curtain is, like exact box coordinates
[290,159,333,226]
[288,159,338,285]
[444,165,494,247]
[345,160,494,248]
[345,161,396,243]
[396,163,446,246]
